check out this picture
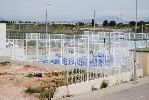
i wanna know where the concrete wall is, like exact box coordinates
[147,54,149,75]
[0,23,9,57]
[52,69,143,100]
[0,23,6,49]
[136,52,148,76]
[0,48,11,57]
[0,56,11,62]
[10,60,67,70]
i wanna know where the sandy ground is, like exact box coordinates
[0,63,60,100]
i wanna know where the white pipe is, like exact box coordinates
[61,35,63,64]
[74,35,76,66]
[26,33,28,61]
[49,34,51,62]
[36,34,39,62]
[87,34,90,80]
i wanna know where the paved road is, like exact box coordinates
[63,77,149,100]
[98,83,149,100]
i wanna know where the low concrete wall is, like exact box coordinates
[0,23,6,49]
[53,86,68,99]
[0,56,11,62]
[0,49,11,56]
[122,72,132,82]
[10,60,67,70]
[52,69,143,100]
[137,69,143,77]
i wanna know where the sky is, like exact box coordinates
[0,0,149,22]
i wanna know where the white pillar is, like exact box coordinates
[36,34,39,62]
[12,39,15,59]
[26,33,28,61]
[61,35,63,64]
[49,34,51,63]
[45,39,48,60]
[74,35,76,66]
[0,23,6,49]
[87,35,90,80]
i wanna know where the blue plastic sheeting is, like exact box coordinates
[41,54,115,67]
[42,60,49,63]
[51,59,60,64]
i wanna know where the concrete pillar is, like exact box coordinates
[0,23,6,49]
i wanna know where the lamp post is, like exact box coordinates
[146,27,148,47]
[45,3,51,100]
[134,0,137,84]
[121,14,123,32]
[45,3,50,60]
[93,11,97,35]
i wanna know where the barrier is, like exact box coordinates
[137,69,143,77]
[10,60,67,70]
[0,56,11,62]
[52,69,143,100]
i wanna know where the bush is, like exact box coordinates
[0,61,10,65]
[25,74,34,78]
[100,80,108,89]
[25,87,41,93]
[25,87,51,99]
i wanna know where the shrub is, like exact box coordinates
[100,80,108,89]
[25,74,34,78]
[25,87,41,93]
[0,61,10,65]
[25,87,49,99]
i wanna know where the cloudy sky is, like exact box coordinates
[0,0,149,22]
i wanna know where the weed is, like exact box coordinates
[100,80,108,89]
[91,86,98,91]
[25,74,34,78]
[0,61,10,65]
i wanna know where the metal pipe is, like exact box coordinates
[45,3,50,60]
[134,0,137,84]
[94,11,96,35]
[45,9,48,60]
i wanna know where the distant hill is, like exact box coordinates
[2,16,128,23]
[69,16,124,23]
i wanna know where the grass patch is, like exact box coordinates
[25,87,41,93]
[25,87,49,99]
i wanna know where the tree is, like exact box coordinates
[92,19,94,27]
[109,21,116,27]
[129,21,136,27]
[103,20,108,26]
[78,22,84,26]
[117,23,123,27]
[137,21,144,26]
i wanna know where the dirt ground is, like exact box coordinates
[0,63,65,100]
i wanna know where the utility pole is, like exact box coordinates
[146,28,148,47]
[134,0,137,84]
[142,23,143,33]
[93,11,96,35]
[45,3,50,60]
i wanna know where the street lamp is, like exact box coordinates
[45,3,50,60]
[46,3,50,36]
[134,0,137,84]
[121,14,123,32]
[146,27,148,47]
[92,11,97,46]
[93,11,97,35]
